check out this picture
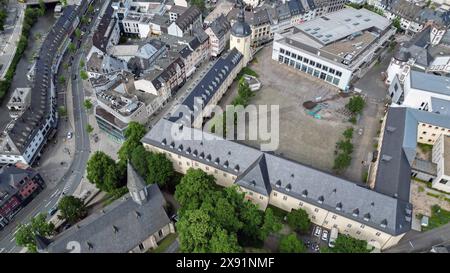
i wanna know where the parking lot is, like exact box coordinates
[298,225,333,253]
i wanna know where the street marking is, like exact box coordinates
[44,201,52,208]
[409,241,414,249]
[9,236,16,243]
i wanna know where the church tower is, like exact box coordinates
[127,162,148,205]
[230,0,252,66]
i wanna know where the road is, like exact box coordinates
[384,223,450,253]
[0,0,105,253]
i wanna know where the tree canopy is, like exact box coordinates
[286,208,311,233]
[118,122,147,162]
[346,96,365,114]
[327,234,371,253]
[15,214,55,252]
[175,169,279,252]
[86,151,125,193]
[57,196,87,224]
[279,233,305,253]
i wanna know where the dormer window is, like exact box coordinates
[193,150,198,157]
[286,184,292,192]
[318,196,324,204]
[234,164,240,172]
[161,138,167,146]
[380,219,388,228]
[214,157,220,165]
[170,142,175,148]
[336,202,342,211]
[178,144,183,151]
[199,152,205,159]
[186,147,191,154]
[364,213,371,222]
[353,208,359,217]
[223,160,229,168]
[206,154,212,161]
[302,190,308,197]
[275,180,281,188]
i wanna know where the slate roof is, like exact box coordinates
[375,107,450,202]
[169,48,243,125]
[175,6,201,31]
[142,118,414,236]
[208,14,231,39]
[93,4,116,53]
[0,165,39,207]
[409,70,450,96]
[46,184,170,253]
[411,158,437,176]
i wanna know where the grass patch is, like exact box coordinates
[423,205,450,231]
[426,192,440,198]
[148,233,178,253]
[418,186,425,193]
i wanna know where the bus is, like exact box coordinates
[328,227,338,248]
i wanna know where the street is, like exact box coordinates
[0,0,106,253]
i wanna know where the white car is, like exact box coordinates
[67,132,73,139]
[313,226,322,237]
[321,230,329,241]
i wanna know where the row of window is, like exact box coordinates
[275,194,383,237]
[278,55,341,86]
[279,48,343,77]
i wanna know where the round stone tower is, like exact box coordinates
[230,1,252,66]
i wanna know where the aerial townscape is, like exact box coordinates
[0,0,450,257]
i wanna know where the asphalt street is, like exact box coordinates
[0,0,105,253]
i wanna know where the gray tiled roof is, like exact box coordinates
[409,70,450,96]
[46,184,170,253]
[142,118,413,236]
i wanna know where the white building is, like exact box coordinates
[272,8,395,90]
[432,134,450,192]
[167,6,202,38]
[388,70,450,111]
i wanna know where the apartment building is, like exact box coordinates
[0,4,83,165]
[228,8,272,47]
[91,4,121,57]
[272,7,395,90]
[205,14,231,57]
[167,6,202,37]
[7,88,31,119]
[141,118,412,250]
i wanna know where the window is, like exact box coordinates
[278,55,284,62]
[356,231,361,235]
[299,202,303,206]
[292,53,297,59]
[259,196,264,200]
[286,51,291,56]
[295,62,301,69]
[283,196,288,201]
[284,57,289,64]
[439,179,448,185]
[312,215,316,220]
[273,192,278,197]
[335,71,342,77]
[205,166,209,170]
[186,162,190,166]
[332,215,337,220]
[223,173,227,177]
[158,229,164,237]
[309,60,315,66]
[360,224,365,229]
[329,68,335,74]
[314,208,319,213]
[313,70,320,78]
[289,59,295,67]
[332,78,340,86]
[315,63,322,69]
[301,64,307,72]
[307,67,314,74]
[322,65,328,72]
[138,243,144,251]
[297,55,303,61]
[326,75,333,82]
[303,58,309,64]
[249,191,253,196]
[347,224,352,228]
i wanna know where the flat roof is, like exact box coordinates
[409,70,450,96]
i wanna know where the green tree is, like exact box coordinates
[337,140,353,154]
[286,208,311,233]
[238,201,264,245]
[208,195,243,233]
[38,0,46,16]
[86,124,94,134]
[175,169,217,211]
[146,153,174,186]
[87,151,125,193]
[15,214,55,252]
[130,145,151,178]
[328,234,371,253]
[259,208,283,240]
[58,75,66,84]
[279,233,305,253]
[346,96,365,114]
[84,99,93,110]
[75,28,82,39]
[392,17,401,31]
[118,122,147,162]
[333,153,352,171]
[210,228,242,253]
[190,0,205,11]
[177,209,215,253]
[58,196,87,224]
[88,4,94,13]
[80,60,85,68]
[80,70,88,80]
[343,128,354,140]
[68,42,76,53]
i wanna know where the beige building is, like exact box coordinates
[432,135,450,192]
[142,118,413,250]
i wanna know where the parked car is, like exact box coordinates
[328,227,339,248]
[313,226,322,237]
[48,206,58,216]
[321,230,329,241]
[67,131,73,139]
